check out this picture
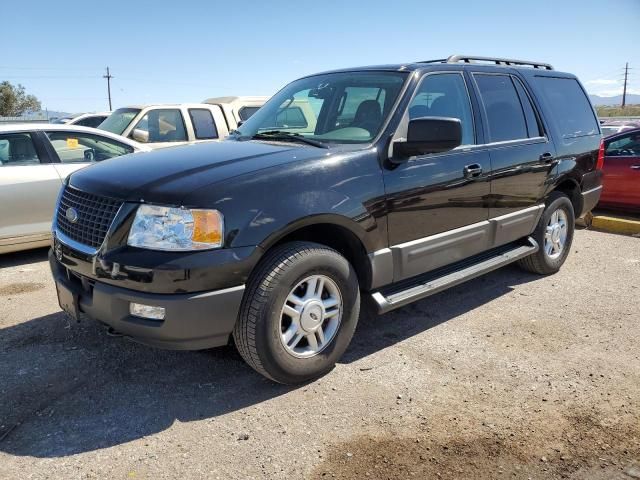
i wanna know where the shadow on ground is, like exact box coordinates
[0,247,49,269]
[0,262,538,458]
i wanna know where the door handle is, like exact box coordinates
[539,152,554,164]
[463,163,483,179]
[631,165,640,170]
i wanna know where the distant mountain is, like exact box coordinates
[589,94,640,106]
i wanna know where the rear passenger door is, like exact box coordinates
[471,72,554,243]
[0,132,62,245]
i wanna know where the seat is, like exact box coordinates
[9,136,38,164]
[351,100,382,136]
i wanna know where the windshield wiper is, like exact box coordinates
[252,131,328,149]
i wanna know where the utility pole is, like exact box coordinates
[622,62,628,108]
[103,67,113,110]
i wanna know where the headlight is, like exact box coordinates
[127,205,224,251]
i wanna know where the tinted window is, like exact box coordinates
[189,109,218,139]
[46,131,133,163]
[131,109,187,143]
[605,131,640,156]
[0,133,40,166]
[75,116,107,128]
[513,78,542,138]
[534,77,599,139]
[239,106,260,121]
[409,73,475,145]
[474,74,528,142]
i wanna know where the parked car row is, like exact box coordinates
[600,119,640,137]
[51,112,112,128]
[97,97,268,147]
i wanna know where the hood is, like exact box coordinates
[69,140,330,204]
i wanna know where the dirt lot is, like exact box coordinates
[0,229,638,479]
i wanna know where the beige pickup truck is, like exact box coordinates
[97,97,268,148]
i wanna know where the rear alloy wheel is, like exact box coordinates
[517,192,575,275]
[233,241,360,384]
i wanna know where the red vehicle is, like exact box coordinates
[598,128,640,211]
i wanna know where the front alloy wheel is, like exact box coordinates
[280,275,343,358]
[233,241,360,384]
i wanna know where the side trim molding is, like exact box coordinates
[368,205,544,286]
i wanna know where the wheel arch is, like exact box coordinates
[258,215,374,291]
[551,177,582,216]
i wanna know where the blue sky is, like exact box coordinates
[1,0,638,113]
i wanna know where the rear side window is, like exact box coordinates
[239,106,260,121]
[512,78,543,138]
[0,133,41,166]
[534,77,599,139]
[189,109,218,139]
[474,74,529,143]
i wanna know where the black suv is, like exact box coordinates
[50,55,603,384]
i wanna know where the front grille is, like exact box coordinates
[56,186,123,249]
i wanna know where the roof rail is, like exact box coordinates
[418,55,554,70]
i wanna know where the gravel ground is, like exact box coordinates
[0,229,638,479]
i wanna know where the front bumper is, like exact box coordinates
[50,250,245,350]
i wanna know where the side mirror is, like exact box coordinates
[393,117,462,159]
[130,128,149,143]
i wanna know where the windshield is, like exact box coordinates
[98,108,140,135]
[232,71,407,144]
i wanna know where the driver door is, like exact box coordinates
[383,72,492,281]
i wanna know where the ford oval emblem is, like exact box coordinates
[65,207,79,223]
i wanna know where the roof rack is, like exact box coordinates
[419,55,554,70]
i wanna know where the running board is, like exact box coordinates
[372,237,539,314]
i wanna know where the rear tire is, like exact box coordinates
[233,241,360,384]
[517,192,575,275]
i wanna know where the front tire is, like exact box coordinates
[517,192,575,275]
[233,241,360,384]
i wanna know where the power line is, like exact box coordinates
[103,67,113,110]
[622,62,629,107]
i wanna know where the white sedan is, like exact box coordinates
[0,123,149,254]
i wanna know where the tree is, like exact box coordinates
[0,81,42,117]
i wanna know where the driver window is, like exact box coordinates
[409,73,475,145]
[46,131,133,163]
[131,109,187,143]
[606,133,640,156]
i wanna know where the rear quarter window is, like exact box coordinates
[534,77,599,140]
